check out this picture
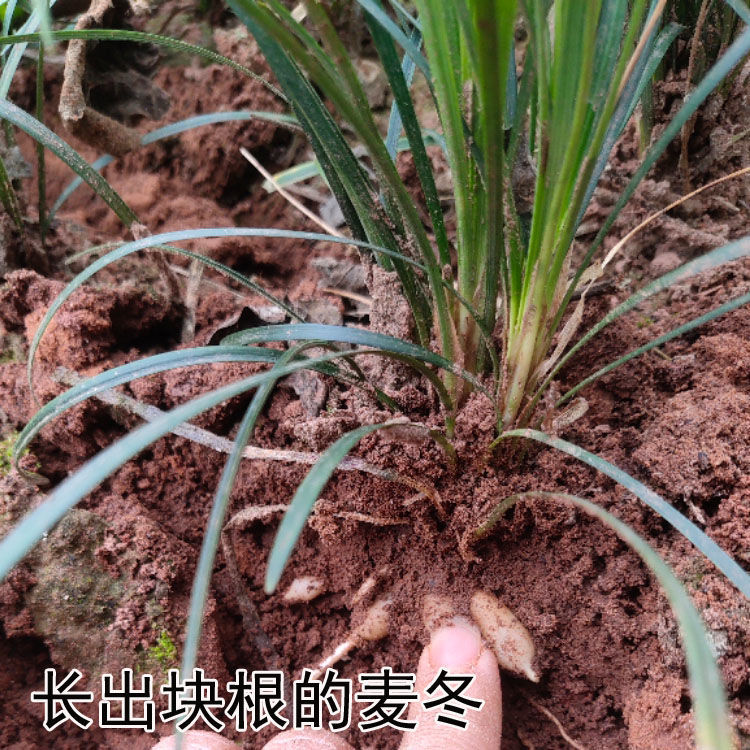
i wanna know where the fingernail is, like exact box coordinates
[428,620,482,670]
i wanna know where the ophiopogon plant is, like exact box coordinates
[3,1,750,747]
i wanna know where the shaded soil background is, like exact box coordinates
[1,11,750,750]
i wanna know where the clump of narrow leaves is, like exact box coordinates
[2,2,750,748]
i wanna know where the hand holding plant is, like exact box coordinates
[153,623,503,750]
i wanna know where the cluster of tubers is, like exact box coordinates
[151,583,537,750]
[283,574,538,683]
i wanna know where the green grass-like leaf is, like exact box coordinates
[260,131,446,193]
[560,288,750,404]
[500,429,750,600]
[29,0,51,48]
[566,23,750,312]
[265,420,400,592]
[26,227,417,394]
[221,322,491,405]
[0,99,138,227]
[473,490,734,750]
[6,7,750,735]
[0,348,367,582]
[49,110,301,220]
[180,344,311,701]
[526,234,750,417]
[14,346,329,465]
[0,4,52,99]
[0,29,286,101]
[35,40,45,240]
[1,0,22,37]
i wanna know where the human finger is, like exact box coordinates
[400,621,502,750]
[152,729,237,749]
[261,727,355,749]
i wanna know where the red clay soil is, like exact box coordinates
[1,22,750,750]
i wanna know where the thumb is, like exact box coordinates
[400,621,502,750]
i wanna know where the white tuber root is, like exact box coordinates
[311,640,357,680]
[421,591,538,682]
[351,565,391,606]
[283,575,326,604]
[470,590,539,682]
[353,596,391,642]
[309,596,391,680]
